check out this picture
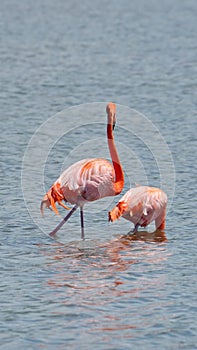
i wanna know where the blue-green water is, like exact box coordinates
[1,0,196,349]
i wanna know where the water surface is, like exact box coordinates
[1,0,196,349]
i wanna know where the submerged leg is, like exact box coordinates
[49,205,78,236]
[133,223,140,233]
[127,223,140,235]
[80,207,85,240]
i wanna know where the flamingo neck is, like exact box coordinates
[107,124,124,194]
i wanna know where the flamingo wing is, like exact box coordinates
[122,186,167,226]
[58,158,115,204]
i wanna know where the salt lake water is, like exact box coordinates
[1,0,196,349]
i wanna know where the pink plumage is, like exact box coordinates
[55,158,117,205]
[109,186,167,232]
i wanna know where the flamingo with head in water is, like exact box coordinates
[40,103,124,239]
[109,185,167,233]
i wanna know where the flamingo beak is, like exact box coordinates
[106,102,116,130]
[112,108,116,130]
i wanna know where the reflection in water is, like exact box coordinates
[38,231,170,337]
[104,229,167,269]
[121,229,168,243]
[39,230,168,287]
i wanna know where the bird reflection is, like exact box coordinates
[103,229,167,267]
[38,229,169,335]
[38,229,168,280]
[120,229,167,243]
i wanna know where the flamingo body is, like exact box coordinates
[109,186,167,231]
[57,157,117,205]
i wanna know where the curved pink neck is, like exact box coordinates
[107,123,124,194]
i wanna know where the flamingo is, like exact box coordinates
[41,103,124,239]
[109,185,167,233]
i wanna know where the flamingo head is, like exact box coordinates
[108,201,127,222]
[106,102,116,130]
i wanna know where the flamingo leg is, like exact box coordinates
[49,205,78,237]
[80,207,85,240]
[127,223,140,235]
[133,223,140,233]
